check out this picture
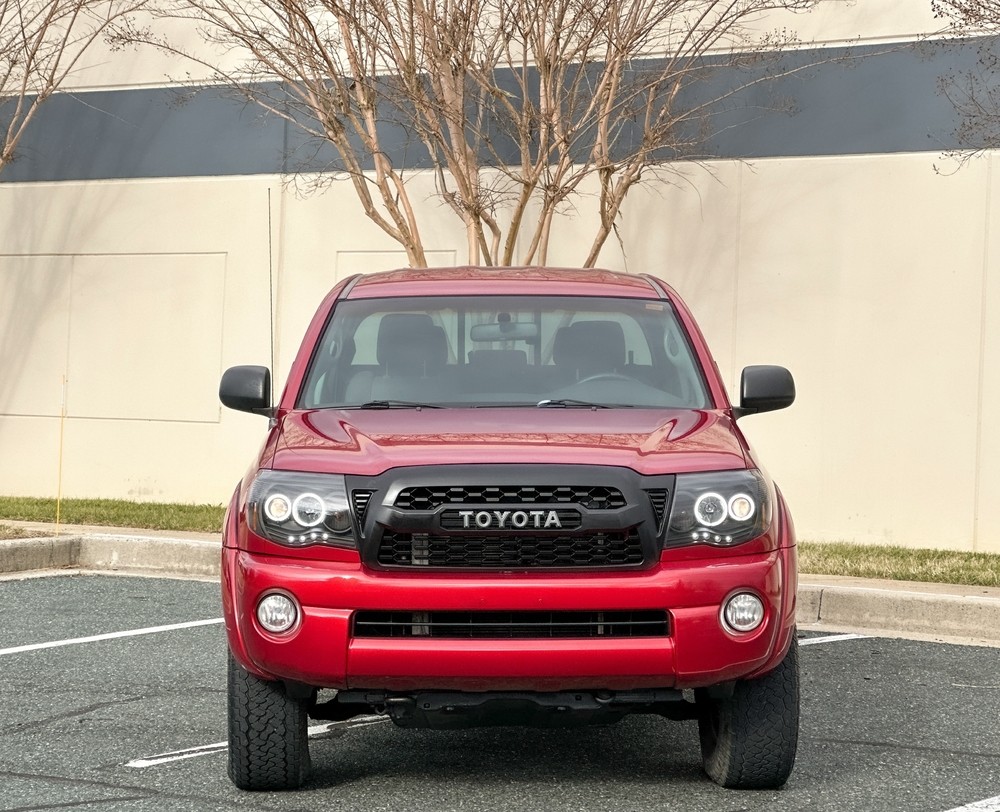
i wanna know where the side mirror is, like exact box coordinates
[736,365,794,418]
[220,365,272,415]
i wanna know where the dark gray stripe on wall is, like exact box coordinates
[0,85,289,182]
[0,37,991,184]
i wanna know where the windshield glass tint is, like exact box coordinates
[299,296,711,409]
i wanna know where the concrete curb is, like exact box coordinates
[797,576,1000,645]
[5,532,1000,644]
[0,534,220,579]
[0,536,81,573]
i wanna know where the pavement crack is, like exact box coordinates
[4,795,153,811]
[1,698,144,736]
[807,735,1000,760]
[0,770,269,810]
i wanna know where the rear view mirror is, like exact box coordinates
[220,365,272,415]
[737,365,794,418]
[470,322,539,342]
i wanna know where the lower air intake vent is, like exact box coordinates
[353,610,670,639]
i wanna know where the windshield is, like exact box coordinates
[298,295,712,409]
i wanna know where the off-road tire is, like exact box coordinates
[696,635,799,789]
[227,652,311,791]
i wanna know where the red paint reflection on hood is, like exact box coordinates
[270,408,749,476]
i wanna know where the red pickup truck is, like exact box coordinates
[219,267,798,791]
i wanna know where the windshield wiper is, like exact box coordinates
[355,400,444,410]
[536,398,627,409]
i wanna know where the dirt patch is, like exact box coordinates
[0,523,49,540]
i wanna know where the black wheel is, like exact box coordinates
[227,652,311,791]
[696,636,799,789]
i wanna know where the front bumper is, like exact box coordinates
[222,543,797,692]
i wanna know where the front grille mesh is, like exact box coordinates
[377,529,643,568]
[394,485,626,511]
[353,610,669,639]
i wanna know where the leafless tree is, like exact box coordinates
[118,0,829,267]
[934,0,1000,26]
[932,0,1000,159]
[0,0,147,176]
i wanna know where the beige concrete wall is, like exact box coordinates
[0,1,995,547]
[2,151,997,556]
[751,1,946,46]
[59,0,943,93]
[0,177,277,502]
[731,155,988,552]
[619,153,997,553]
[438,151,995,552]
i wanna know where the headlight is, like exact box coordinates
[665,470,771,546]
[248,471,355,547]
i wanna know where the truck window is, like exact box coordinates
[300,296,710,409]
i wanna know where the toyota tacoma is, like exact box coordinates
[218,266,798,791]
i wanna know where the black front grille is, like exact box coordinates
[394,485,627,511]
[377,529,643,568]
[353,610,669,639]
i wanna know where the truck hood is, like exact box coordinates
[270,408,749,476]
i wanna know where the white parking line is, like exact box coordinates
[125,741,228,768]
[941,797,1000,812]
[0,618,224,657]
[125,717,389,768]
[799,633,868,647]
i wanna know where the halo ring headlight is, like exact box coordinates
[694,492,728,527]
[728,493,756,522]
[292,492,326,527]
[263,493,292,523]
[248,471,356,548]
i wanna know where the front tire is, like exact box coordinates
[696,635,800,789]
[227,652,311,791]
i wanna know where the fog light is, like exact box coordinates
[256,593,299,634]
[722,592,765,633]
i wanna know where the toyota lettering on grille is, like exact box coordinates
[457,509,562,529]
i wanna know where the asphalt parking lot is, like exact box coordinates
[2,573,1000,812]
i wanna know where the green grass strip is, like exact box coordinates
[0,496,224,533]
[798,541,1000,588]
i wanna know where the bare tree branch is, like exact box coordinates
[932,0,1000,165]
[113,0,837,266]
[1,0,148,175]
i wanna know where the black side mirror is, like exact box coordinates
[220,366,272,415]
[736,365,794,418]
